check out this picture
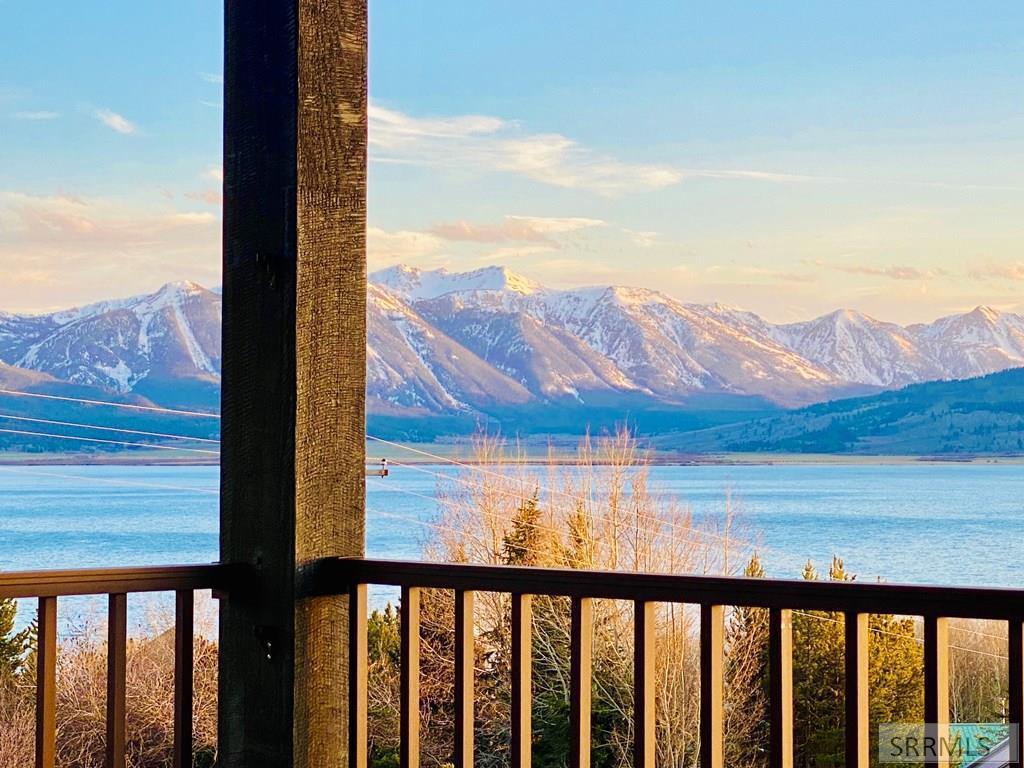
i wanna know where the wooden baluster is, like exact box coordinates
[173,590,194,768]
[769,607,793,768]
[35,596,57,768]
[106,593,128,768]
[1009,621,1023,768]
[511,594,533,768]
[845,612,869,768]
[401,586,421,768]
[634,601,656,768]
[924,616,950,768]
[349,584,368,768]
[570,597,593,768]
[700,604,724,768]
[455,590,475,768]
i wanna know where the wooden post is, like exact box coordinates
[634,600,656,768]
[845,612,870,768]
[699,604,724,768]
[769,607,794,768]
[924,616,950,768]
[220,0,367,766]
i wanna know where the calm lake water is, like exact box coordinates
[1,462,1023,589]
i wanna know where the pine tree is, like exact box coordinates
[501,492,543,566]
[792,558,924,768]
[0,598,30,677]
[726,554,770,768]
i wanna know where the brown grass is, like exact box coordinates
[0,594,218,768]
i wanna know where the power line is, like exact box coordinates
[0,427,220,456]
[0,465,219,495]
[0,412,221,444]
[0,388,220,418]
[371,439,770,556]
[792,610,1008,660]
[361,512,1012,661]
[370,471,762,558]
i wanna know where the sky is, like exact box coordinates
[2,1,1023,323]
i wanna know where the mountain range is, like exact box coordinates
[2,265,1024,449]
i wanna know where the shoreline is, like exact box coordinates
[2,450,1024,468]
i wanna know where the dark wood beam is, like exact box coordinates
[220,0,367,765]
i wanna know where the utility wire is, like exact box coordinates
[792,610,1008,660]
[0,412,220,444]
[370,474,761,558]
[0,465,219,495]
[373,440,768,555]
[0,388,219,418]
[0,427,220,456]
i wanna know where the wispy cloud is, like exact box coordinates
[199,72,223,84]
[370,103,681,196]
[94,108,137,135]
[0,191,219,312]
[969,263,1024,282]
[430,215,604,244]
[369,103,846,197]
[202,165,224,183]
[368,226,445,269]
[13,110,59,121]
[831,263,944,281]
[478,244,558,263]
[622,228,659,248]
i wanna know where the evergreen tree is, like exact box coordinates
[0,598,31,677]
[726,554,770,768]
[792,558,923,768]
[502,492,543,566]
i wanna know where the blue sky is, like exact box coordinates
[3,1,1023,322]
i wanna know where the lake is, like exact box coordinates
[1,462,1023,590]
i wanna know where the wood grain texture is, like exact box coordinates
[294,0,368,764]
[221,0,367,765]
[220,0,300,763]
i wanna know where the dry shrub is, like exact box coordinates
[370,429,761,768]
[0,594,218,768]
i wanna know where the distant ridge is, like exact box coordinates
[656,366,1024,455]
[2,266,1024,444]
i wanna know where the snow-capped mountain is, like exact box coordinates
[912,306,1024,380]
[2,266,1024,423]
[0,281,221,404]
[372,265,544,303]
[772,309,943,387]
[367,284,532,414]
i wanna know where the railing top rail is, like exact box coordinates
[303,557,1024,620]
[0,562,240,599]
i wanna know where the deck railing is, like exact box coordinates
[303,557,1024,768]
[0,564,236,768]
